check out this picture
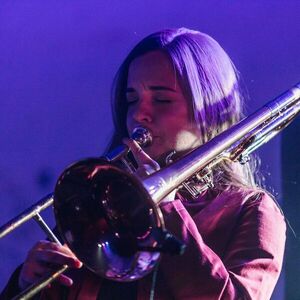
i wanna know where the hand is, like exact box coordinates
[18,240,82,290]
[123,138,176,203]
[123,138,160,178]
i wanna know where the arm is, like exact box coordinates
[0,265,23,300]
[159,192,286,300]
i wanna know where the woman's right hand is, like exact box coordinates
[18,240,82,290]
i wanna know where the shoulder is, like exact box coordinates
[238,188,284,219]
[219,187,282,212]
[220,188,286,262]
[212,187,286,230]
[224,188,286,237]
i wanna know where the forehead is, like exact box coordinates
[127,51,177,88]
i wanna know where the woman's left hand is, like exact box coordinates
[122,138,160,178]
[122,138,176,203]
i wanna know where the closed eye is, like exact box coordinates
[126,94,138,105]
[127,99,138,105]
[155,98,172,103]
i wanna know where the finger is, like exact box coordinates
[34,241,71,255]
[19,258,56,290]
[57,274,74,287]
[28,241,82,268]
[19,262,47,288]
[32,240,63,253]
[35,249,82,268]
[23,260,49,276]
[19,262,74,289]
[123,138,160,171]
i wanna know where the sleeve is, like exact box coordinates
[158,192,286,300]
[0,265,23,300]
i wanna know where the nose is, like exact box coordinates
[132,99,153,124]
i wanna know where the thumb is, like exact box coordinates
[123,138,160,175]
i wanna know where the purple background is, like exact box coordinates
[0,1,299,298]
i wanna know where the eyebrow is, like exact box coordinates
[126,85,177,93]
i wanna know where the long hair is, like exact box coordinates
[108,28,261,192]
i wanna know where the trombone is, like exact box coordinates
[1,82,300,300]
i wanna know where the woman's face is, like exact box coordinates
[126,51,201,163]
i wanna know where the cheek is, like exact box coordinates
[166,119,200,149]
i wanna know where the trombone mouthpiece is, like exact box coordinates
[131,127,152,147]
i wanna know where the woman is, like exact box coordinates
[1,28,286,299]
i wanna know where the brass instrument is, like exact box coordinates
[1,82,300,300]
